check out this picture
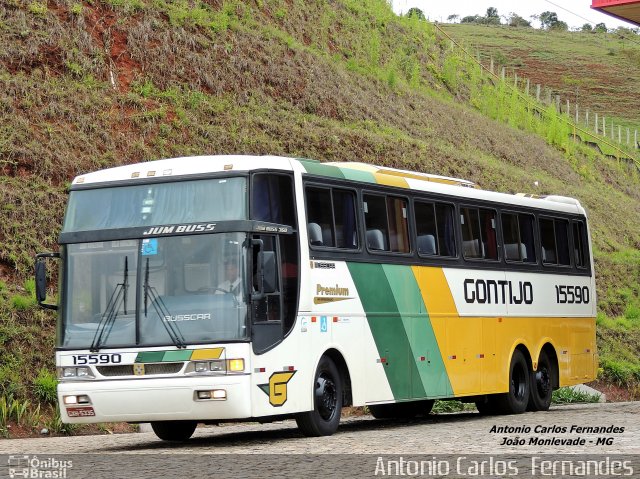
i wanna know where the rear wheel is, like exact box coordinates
[151,420,197,441]
[296,356,343,436]
[494,349,530,414]
[528,350,553,411]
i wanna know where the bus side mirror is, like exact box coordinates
[261,251,277,294]
[35,253,60,310]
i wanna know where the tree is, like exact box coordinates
[484,7,500,25]
[549,20,568,31]
[507,13,531,28]
[581,23,593,32]
[406,7,425,20]
[594,22,608,33]
[461,15,482,24]
[539,11,558,29]
[447,14,459,23]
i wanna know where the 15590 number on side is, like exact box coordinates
[555,285,590,304]
[72,353,122,365]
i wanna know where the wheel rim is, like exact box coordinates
[315,372,338,421]
[536,367,551,397]
[511,362,527,401]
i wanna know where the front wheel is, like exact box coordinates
[527,350,553,411]
[151,420,197,441]
[296,356,343,436]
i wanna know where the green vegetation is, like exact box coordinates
[0,0,638,435]
[551,387,601,404]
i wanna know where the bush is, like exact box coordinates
[34,369,58,405]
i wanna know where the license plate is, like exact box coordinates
[66,406,96,417]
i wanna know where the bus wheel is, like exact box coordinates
[296,356,343,436]
[495,349,530,414]
[528,350,553,411]
[151,420,197,441]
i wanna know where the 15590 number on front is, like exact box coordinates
[72,353,122,365]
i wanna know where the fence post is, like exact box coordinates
[611,121,614,140]
[566,99,570,115]
[636,129,638,149]
[618,125,622,144]
[585,109,589,129]
[555,95,560,111]
[536,84,541,102]
[627,127,630,146]
[575,104,579,123]
[594,112,598,134]
[547,89,552,105]
[514,73,518,88]
[490,58,494,74]
[501,67,505,81]
[526,78,530,96]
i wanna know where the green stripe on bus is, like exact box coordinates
[347,262,414,400]
[340,168,376,183]
[381,265,453,398]
[135,351,165,363]
[162,350,193,362]
[298,159,345,179]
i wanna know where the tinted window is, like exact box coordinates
[415,201,456,257]
[573,221,589,269]
[364,194,409,253]
[306,187,357,249]
[501,213,536,263]
[540,217,571,266]
[460,207,498,260]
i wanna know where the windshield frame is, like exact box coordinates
[58,232,252,351]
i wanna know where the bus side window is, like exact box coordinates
[502,212,536,263]
[364,194,409,253]
[306,187,334,247]
[573,221,588,269]
[252,174,296,227]
[415,201,456,257]
[252,235,280,323]
[460,207,498,260]
[540,217,570,266]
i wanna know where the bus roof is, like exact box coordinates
[72,155,585,216]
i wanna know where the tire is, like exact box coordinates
[369,400,434,419]
[296,356,343,436]
[151,420,197,441]
[527,350,553,411]
[494,349,530,415]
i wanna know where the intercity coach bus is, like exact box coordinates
[36,155,597,440]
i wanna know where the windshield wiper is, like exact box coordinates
[143,258,186,349]
[90,257,129,352]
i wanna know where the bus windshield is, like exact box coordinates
[63,177,246,232]
[59,233,249,349]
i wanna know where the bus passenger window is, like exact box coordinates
[502,213,536,263]
[540,217,571,266]
[415,201,456,257]
[364,194,409,253]
[460,207,498,260]
[305,187,357,249]
[573,221,588,269]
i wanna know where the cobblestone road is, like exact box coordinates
[1,402,638,455]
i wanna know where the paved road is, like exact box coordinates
[1,403,638,478]
[1,402,638,454]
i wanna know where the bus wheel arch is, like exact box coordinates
[323,348,353,407]
[295,352,345,436]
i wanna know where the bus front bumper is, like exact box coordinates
[57,375,252,423]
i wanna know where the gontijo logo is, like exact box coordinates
[258,371,296,407]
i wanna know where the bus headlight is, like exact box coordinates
[227,359,244,372]
[58,367,94,379]
[188,359,244,374]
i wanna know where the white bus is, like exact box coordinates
[36,155,597,440]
